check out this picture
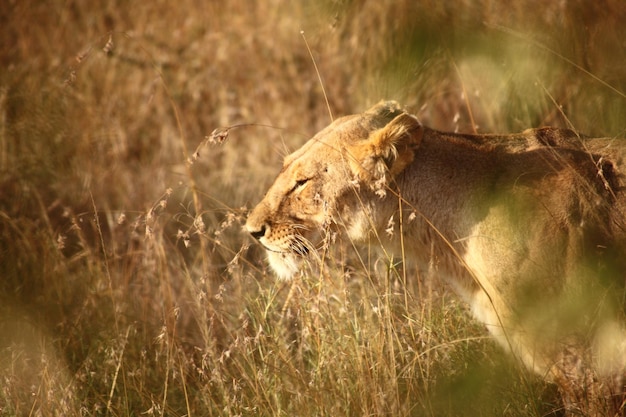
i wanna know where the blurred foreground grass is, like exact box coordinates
[1,1,624,415]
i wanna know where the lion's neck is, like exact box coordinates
[397,130,497,240]
[364,131,501,293]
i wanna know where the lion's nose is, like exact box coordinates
[247,223,268,240]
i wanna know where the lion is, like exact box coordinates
[245,101,626,416]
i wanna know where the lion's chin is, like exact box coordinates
[266,251,301,280]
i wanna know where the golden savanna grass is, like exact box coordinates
[1,1,625,415]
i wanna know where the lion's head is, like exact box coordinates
[245,101,423,279]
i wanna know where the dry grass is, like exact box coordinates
[1,0,624,415]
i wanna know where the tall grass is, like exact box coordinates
[0,0,624,415]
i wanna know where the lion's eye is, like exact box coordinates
[291,178,309,194]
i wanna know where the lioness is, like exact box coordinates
[245,101,626,416]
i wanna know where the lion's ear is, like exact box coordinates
[364,100,403,119]
[349,111,423,195]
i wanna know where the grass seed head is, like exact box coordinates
[207,127,230,144]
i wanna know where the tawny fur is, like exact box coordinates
[246,101,626,416]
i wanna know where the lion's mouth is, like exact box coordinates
[259,234,314,256]
[256,233,322,279]
[259,240,309,257]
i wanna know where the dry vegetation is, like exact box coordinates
[1,0,625,416]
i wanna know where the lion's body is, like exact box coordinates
[245,101,626,415]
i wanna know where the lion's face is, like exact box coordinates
[245,101,423,279]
